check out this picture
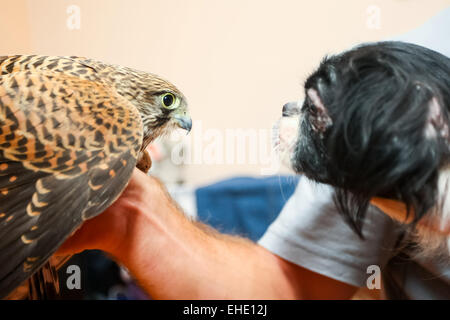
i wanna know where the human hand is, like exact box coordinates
[56,168,160,257]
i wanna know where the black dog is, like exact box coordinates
[280,41,450,254]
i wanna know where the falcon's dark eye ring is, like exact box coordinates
[161,93,179,109]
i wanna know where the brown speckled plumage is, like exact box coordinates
[0,55,191,298]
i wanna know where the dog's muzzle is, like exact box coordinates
[282,101,301,117]
[273,101,302,170]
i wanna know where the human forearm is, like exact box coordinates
[106,177,299,299]
[58,170,356,300]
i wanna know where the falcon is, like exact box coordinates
[0,55,192,298]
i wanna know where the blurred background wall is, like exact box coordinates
[1,0,448,185]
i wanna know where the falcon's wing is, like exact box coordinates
[0,68,143,298]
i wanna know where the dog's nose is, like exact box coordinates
[282,102,300,117]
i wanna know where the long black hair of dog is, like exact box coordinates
[293,41,450,238]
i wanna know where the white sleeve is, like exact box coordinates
[258,176,402,287]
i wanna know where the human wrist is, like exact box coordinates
[104,175,173,263]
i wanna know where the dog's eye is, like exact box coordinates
[302,99,310,111]
[304,98,316,113]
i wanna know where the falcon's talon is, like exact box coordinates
[136,149,152,173]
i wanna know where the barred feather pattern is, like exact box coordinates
[0,55,188,298]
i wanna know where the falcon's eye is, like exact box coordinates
[161,93,179,109]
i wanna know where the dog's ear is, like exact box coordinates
[306,88,333,134]
[425,96,449,142]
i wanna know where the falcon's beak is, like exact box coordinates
[174,113,192,132]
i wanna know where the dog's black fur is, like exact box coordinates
[292,41,450,237]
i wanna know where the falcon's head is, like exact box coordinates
[100,65,192,150]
